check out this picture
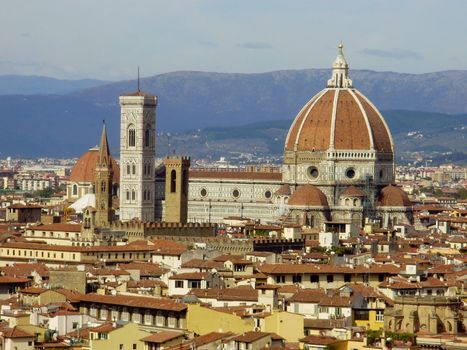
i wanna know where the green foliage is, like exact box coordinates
[330,246,353,256]
[367,330,382,346]
[386,331,415,343]
[308,246,327,253]
[455,188,467,200]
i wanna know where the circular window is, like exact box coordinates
[264,190,272,199]
[307,166,319,179]
[232,189,240,198]
[346,168,356,179]
[200,188,207,197]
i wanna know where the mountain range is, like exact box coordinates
[0,70,466,159]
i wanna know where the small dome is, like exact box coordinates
[377,185,411,207]
[70,148,120,183]
[275,183,291,196]
[340,186,366,197]
[288,185,329,207]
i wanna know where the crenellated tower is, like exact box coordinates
[164,156,190,223]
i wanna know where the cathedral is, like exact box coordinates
[67,43,413,229]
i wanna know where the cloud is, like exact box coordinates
[238,42,272,49]
[198,40,219,48]
[359,48,422,60]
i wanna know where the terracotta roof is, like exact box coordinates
[299,335,342,345]
[141,330,184,343]
[274,184,291,196]
[259,263,400,275]
[285,88,393,153]
[169,272,208,280]
[189,169,282,181]
[69,148,119,183]
[79,294,187,312]
[288,289,326,303]
[190,287,258,302]
[0,276,30,284]
[27,223,81,232]
[288,185,329,207]
[340,186,366,197]
[20,286,47,294]
[377,185,412,207]
[0,263,49,278]
[0,326,34,338]
[232,331,271,343]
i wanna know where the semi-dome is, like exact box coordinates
[288,185,329,207]
[340,186,366,197]
[285,43,393,154]
[377,185,412,207]
[70,147,120,183]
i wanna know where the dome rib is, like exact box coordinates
[348,89,374,150]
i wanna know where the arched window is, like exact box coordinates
[132,190,136,200]
[127,164,131,175]
[101,181,106,192]
[132,164,136,175]
[72,184,78,196]
[128,125,136,147]
[170,170,177,193]
[145,127,150,147]
[126,190,130,201]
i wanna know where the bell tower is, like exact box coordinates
[119,90,157,222]
[94,122,113,227]
[164,156,190,223]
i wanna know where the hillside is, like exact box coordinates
[0,75,107,95]
[0,70,466,158]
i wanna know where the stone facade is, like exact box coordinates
[119,92,157,222]
[164,157,190,223]
[385,296,463,334]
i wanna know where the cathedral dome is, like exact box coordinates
[288,185,329,207]
[70,148,120,183]
[284,43,393,154]
[377,185,411,207]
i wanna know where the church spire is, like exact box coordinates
[97,120,111,167]
[327,41,353,88]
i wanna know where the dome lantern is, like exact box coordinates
[327,42,353,88]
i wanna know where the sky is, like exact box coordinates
[1,0,466,80]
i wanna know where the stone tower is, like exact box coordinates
[119,91,157,221]
[164,156,190,223]
[94,123,113,227]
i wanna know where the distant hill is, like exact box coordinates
[0,75,108,95]
[0,69,466,158]
[161,111,467,162]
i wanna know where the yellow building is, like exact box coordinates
[89,322,150,350]
[186,304,304,342]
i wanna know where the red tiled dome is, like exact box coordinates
[340,186,366,197]
[288,185,329,207]
[377,185,411,207]
[70,148,120,183]
[285,43,393,155]
[285,89,393,153]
